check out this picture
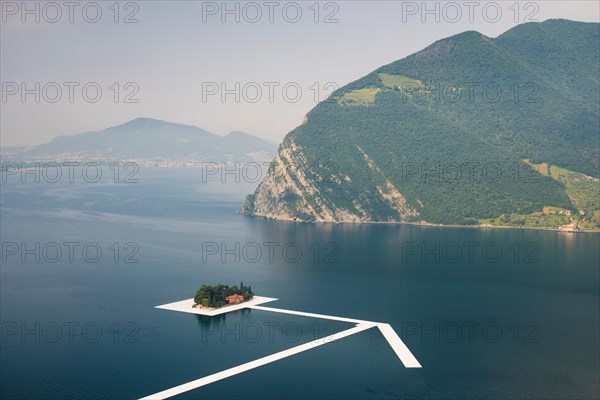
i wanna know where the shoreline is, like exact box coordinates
[193,297,253,311]
[241,212,599,234]
[156,296,278,317]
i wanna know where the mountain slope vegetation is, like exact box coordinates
[243,20,600,230]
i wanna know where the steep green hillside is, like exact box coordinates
[243,20,599,229]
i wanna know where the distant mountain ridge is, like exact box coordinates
[243,20,600,230]
[1,118,277,163]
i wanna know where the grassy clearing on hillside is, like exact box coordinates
[337,88,380,107]
[528,161,599,215]
[523,160,549,176]
[579,210,600,230]
[479,212,572,229]
[378,73,422,90]
[480,161,599,230]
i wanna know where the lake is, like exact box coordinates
[1,167,598,399]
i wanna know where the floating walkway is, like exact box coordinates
[249,305,421,367]
[140,297,421,399]
[139,323,376,400]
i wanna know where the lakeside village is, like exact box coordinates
[193,283,254,310]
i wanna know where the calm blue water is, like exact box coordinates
[1,167,598,399]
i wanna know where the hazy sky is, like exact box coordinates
[1,0,599,146]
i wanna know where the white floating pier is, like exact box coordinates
[377,323,422,368]
[249,304,370,324]
[142,297,422,399]
[140,323,376,400]
[155,296,278,316]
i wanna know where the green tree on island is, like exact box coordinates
[194,283,254,308]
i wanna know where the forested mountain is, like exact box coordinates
[243,20,599,229]
[2,118,277,163]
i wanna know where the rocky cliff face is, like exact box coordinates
[242,136,418,222]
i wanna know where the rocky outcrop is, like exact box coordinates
[242,138,418,223]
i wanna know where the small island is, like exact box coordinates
[193,282,254,310]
